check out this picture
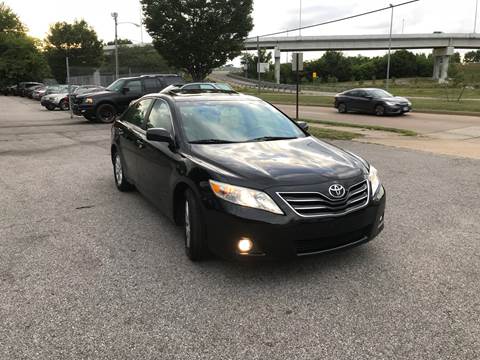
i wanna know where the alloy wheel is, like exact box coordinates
[185,200,191,249]
[114,154,123,185]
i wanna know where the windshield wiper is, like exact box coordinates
[248,136,297,142]
[189,139,240,144]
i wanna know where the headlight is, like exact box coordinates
[209,180,283,215]
[385,101,397,106]
[368,166,381,195]
[85,97,93,104]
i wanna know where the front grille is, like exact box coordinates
[277,180,369,218]
[295,226,370,255]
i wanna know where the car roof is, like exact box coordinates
[119,74,182,81]
[144,91,261,103]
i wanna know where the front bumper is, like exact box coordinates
[72,103,95,117]
[41,99,59,108]
[202,186,386,260]
[384,104,411,114]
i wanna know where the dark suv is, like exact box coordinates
[73,74,185,123]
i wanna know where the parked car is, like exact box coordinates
[110,90,386,261]
[73,74,185,123]
[31,86,47,100]
[181,82,234,91]
[17,82,43,97]
[2,85,17,96]
[25,85,44,99]
[41,86,79,111]
[334,88,412,116]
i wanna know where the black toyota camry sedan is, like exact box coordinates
[334,88,412,116]
[110,90,386,261]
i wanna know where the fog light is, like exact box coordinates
[238,238,253,253]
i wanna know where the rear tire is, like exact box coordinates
[338,103,347,113]
[184,189,208,261]
[59,99,69,111]
[113,151,134,192]
[96,104,117,123]
[375,105,385,116]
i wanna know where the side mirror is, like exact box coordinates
[147,128,174,145]
[297,121,309,131]
[122,87,130,94]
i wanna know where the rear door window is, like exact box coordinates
[144,78,162,93]
[125,80,142,96]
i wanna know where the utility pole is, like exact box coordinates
[299,0,302,36]
[257,36,260,93]
[475,0,479,33]
[65,55,73,119]
[139,7,144,44]
[111,12,119,80]
[385,4,394,92]
[402,19,405,34]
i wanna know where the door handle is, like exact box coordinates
[136,139,145,149]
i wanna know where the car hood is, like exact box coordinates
[76,90,112,100]
[381,96,409,103]
[189,137,367,188]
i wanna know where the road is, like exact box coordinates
[1,96,479,359]
[276,104,480,137]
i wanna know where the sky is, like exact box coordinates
[4,0,480,63]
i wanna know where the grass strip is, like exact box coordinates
[307,127,362,141]
[305,119,417,137]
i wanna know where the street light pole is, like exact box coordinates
[111,12,119,80]
[299,0,302,36]
[65,54,73,119]
[475,0,479,33]
[385,4,394,92]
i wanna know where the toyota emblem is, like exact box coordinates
[328,184,346,198]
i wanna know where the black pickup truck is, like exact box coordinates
[72,74,185,123]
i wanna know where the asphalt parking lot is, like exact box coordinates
[1,96,479,359]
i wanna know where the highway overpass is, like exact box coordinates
[244,33,480,83]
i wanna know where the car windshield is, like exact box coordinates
[177,100,306,144]
[369,89,393,98]
[215,83,233,90]
[106,79,126,92]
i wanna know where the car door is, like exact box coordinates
[116,98,154,185]
[136,99,178,209]
[119,79,143,113]
[355,90,373,113]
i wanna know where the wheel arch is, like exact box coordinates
[172,181,194,226]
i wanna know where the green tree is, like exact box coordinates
[106,38,133,46]
[0,3,50,86]
[44,20,103,82]
[241,49,272,79]
[102,44,172,74]
[0,34,51,87]
[141,0,254,81]
[464,50,480,63]
[0,1,25,33]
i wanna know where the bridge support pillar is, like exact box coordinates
[432,47,454,83]
[274,47,281,84]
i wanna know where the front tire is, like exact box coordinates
[338,103,347,113]
[113,151,133,192]
[184,189,207,261]
[45,104,55,111]
[96,104,117,123]
[375,105,385,116]
[59,99,69,111]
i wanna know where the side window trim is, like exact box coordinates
[121,98,154,132]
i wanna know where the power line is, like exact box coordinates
[247,0,420,40]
